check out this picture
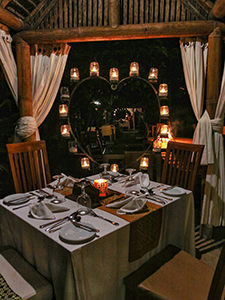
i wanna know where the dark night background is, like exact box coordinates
[0,38,196,197]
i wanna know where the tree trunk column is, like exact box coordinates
[109,0,120,28]
[206,27,223,118]
[15,37,35,141]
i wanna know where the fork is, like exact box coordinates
[89,209,119,226]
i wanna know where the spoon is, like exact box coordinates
[78,208,119,226]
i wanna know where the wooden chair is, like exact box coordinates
[124,242,225,300]
[161,141,204,192]
[7,140,51,193]
[1,247,53,300]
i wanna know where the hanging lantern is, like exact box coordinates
[148,67,158,82]
[81,157,90,169]
[60,87,70,100]
[129,62,139,77]
[90,62,99,76]
[160,105,169,117]
[59,104,68,118]
[159,83,168,97]
[139,157,149,170]
[60,124,70,138]
[110,163,119,173]
[70,67,80,81]
[109,68,119,83]
[68,140,78,153]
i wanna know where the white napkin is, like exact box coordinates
[29,202,69,220]
[124,172,142,187]
[139,173,150,189]
[106,195,147,214]
[2,193,33,205]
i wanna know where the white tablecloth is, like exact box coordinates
[0,181,195,300]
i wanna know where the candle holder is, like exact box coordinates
[93,178,108,197]
[159,83,168,97]
[90,62,99,76]
[139,157,149,170]
[60,124,70,138]
[129,62,139,77]
[109,68,119,83]
[59,104,68,118]
[148,67,158,83]
[70,67,80,82]
[110,163,119,173]
[81,157,90,169]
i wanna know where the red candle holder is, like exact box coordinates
[93,179,108,197]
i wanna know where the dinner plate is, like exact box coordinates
[2,193,31,206]
[162,186,186,197]
[59,222,96,244]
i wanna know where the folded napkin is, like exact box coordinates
[106,195,147,214]
[123,172,142,187]
[29,201,69,220]
[2,193,33,206]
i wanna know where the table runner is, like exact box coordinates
[99,201,162,262]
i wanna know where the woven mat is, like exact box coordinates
[0,274,22,300]
[99,201,163,262]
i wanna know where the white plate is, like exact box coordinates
[162,187,186,197]
[59,222,96,244]
[2,193,30,205]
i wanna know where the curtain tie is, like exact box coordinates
[211,118,224,134]
[15,116,37,139]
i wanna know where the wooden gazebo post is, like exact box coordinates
[14,37,35,141]
[206,27,223,118]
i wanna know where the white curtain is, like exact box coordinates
[194,65,225,226]
[180,40,208,122]
[0,30,18,103]
[31,44,71,136]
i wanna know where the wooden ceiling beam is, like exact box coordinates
[211,0,225,19]
[14,20,225,44]
[0,5,23,30]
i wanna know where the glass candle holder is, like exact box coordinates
[90,62,99,76]
[139,157,149,170]
[60,124,70,138]
[68,141,78,153]
[70,67,80,81]
[93,178,108,197]
[160,124,169,138]
[81,157,90,169]
[59,104,68,118]
[109,68,119,82]
[159,83,168,97]
[148,67,158,82]
[160,105,169,117]
[110,163,119,173]
[129,62,139,77]
[60,87,70,99]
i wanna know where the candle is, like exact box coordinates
[160,105,169,117]
[148,67,158,82]
[90,62,99,76]
[81,157,90,169]
[110,164,119,172]
[109,68,119,82]
[59,104,68,118]
[70,67,79,81]
[129,62,139,77]
[93,178,108,197]
[139,157,149,170]
[159,83,168,97]
[160,124,169,138]
[60,125,70,137]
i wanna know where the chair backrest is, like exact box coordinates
[161,141,204,191]
[7,140,51,193]
[208,242,225,300]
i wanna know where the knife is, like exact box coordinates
[70,219,100,233]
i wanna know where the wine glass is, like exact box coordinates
[50,174,64,204]
[100,163,110,179]
[125,168,136,182]
[76,181,92,212]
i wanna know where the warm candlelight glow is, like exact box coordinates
[160,124,169,137]
[59,104,68,118]
[139,157,149,170]
[81,157,90,169]
[153,123,173,151]
[60,124,70,137]
[93,178,108,197]
[109,68,119,82]
[159,83,168,97]
[148,67,158,82]
[129,62,139,77]
[110,164,119,172]
[70,67,80,81]
[160,105,169,117]
[68,141,78,153]
[90,62,99,76]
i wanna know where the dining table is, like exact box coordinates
[0,173,195,300]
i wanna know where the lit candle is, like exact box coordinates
[139,157,149,170]
[161,138,169,149]
[160,124,169,138]
[148,67,158,82]
[60,125,70,137]
[160,106,169,117]
[159,83,168,97]
[81,157,90,169]
[129,62,139,77]
[59,104,68,118]
[70,67,79,81]
[93,178,108,197]
[110,164,119,172]
[90,62,99,76]
[109,68,119,82]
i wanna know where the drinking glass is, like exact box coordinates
[77,181,92,211]
[100,163,110,179]
[125,168,136,182]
